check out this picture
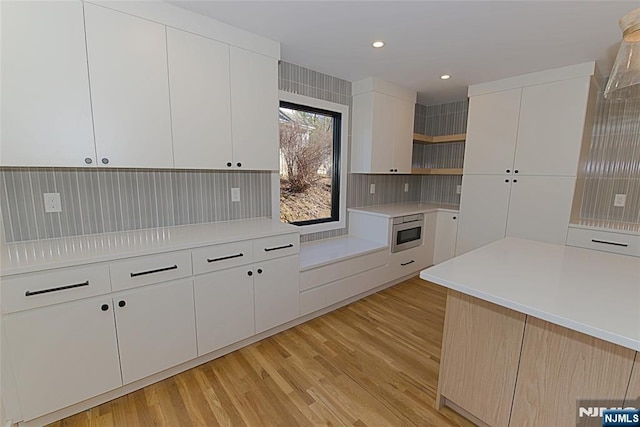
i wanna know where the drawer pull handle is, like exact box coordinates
[264,243,294,252]
[401,260,415,266]
[130,265,178,278]
[591,239,628,247]
[25,281,89,297]
[207,253,244,263]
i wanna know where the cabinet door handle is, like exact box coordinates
[130,265,178,278]
[226,162,232,167]
[237,162,242,167]
[101,304,110,311]
[506,169,510,173]
[591,239,628,247]
[505,179,510,183]
[25,280,89,297]
[264,243,294,252]
[248,271,253,276]
[207,253,243,263]
[257,268,263,274]
[101,158,109,165]
[118,300,126,308]
[401,260,415,266]
[84,157,93,164]
[452,216,457,220]
[514,170,519,174]
[513,179,518,183]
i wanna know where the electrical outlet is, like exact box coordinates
[231,187,241,202]
[43,193,62,213]
[404,183,409,192]
[370,183,375,194]
[456,185,462,194]
[614,193,626,207]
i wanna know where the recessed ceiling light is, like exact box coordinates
[372,41,385,48]
[440,74,451,80]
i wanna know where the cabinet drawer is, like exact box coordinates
[253,233,299,262]
[389,246,430,281]
[2,264,111,314]
[300,249,388,291]
[566,227,640,257]
[192,240,253,275]
[110,251,192,292]
[326,264,387,306]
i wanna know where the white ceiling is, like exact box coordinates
[170,1,638,105]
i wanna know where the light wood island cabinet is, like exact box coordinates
[438,291,525,427]
[627,357,640,404]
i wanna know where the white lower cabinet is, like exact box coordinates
[254,255,300,333]
[456,174,512,256]
[457,174,577,255]
[4,296,122,421]
[113,279,197,384]
[433,212,459,264]
[194,266,255,355]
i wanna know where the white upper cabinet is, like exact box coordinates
[463,88,522,175]
[513,77,592,176]
[0,1,96,167]
[230,47,279,170]
[168,28,233,169]
[351,77,416,174]
[84,4,173,168]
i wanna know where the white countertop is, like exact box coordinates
[300,236,387,271]
[348,202,459,218]
[0,218,298,276]
[420,238,640,351]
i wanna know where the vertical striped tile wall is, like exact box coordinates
[417,99,468,205]
[279,62,355,243]
[0,168,271,242]
[577,83,640,231]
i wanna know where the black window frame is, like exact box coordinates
[279,100,342,227]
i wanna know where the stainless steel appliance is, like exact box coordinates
[391,214,424,253]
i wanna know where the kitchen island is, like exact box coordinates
[420,238,640,427]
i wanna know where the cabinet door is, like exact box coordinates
[455,175,512,256]
[505,176,575,245]
[513,77,591,176]
[626,356,640,404]
[463,89,521,175]
[433,212,458,264]
[370,92,397,173]
[167,28,233,169]
[4,297,121,421]
[193,266,255,356]
[229,47,279,170]
[438,291,525,427]
[113,279,197,384]
[84,4,173,168]
[511,317,635,426]
[392,96,415,173]
[1,1,96,167]
[254,255,300,334]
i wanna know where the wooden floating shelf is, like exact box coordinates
[411,168,463,175]
[413,133,466,144]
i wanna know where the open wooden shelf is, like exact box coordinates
[413,133,466,144]
[411,168,463,175]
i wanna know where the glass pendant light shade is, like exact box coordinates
[604,8,640,99]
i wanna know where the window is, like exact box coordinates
[275,92,348,234]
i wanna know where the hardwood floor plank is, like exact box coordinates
[48,277,473,427]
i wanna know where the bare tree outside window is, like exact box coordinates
[279,102,340,225]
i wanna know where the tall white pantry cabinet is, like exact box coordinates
[456,63,598,256]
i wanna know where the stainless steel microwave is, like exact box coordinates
[391,214,424,253]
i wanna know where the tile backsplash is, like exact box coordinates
[577,85,640,231]
[0,168,271,242]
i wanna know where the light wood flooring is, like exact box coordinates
[50,277,473,426]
